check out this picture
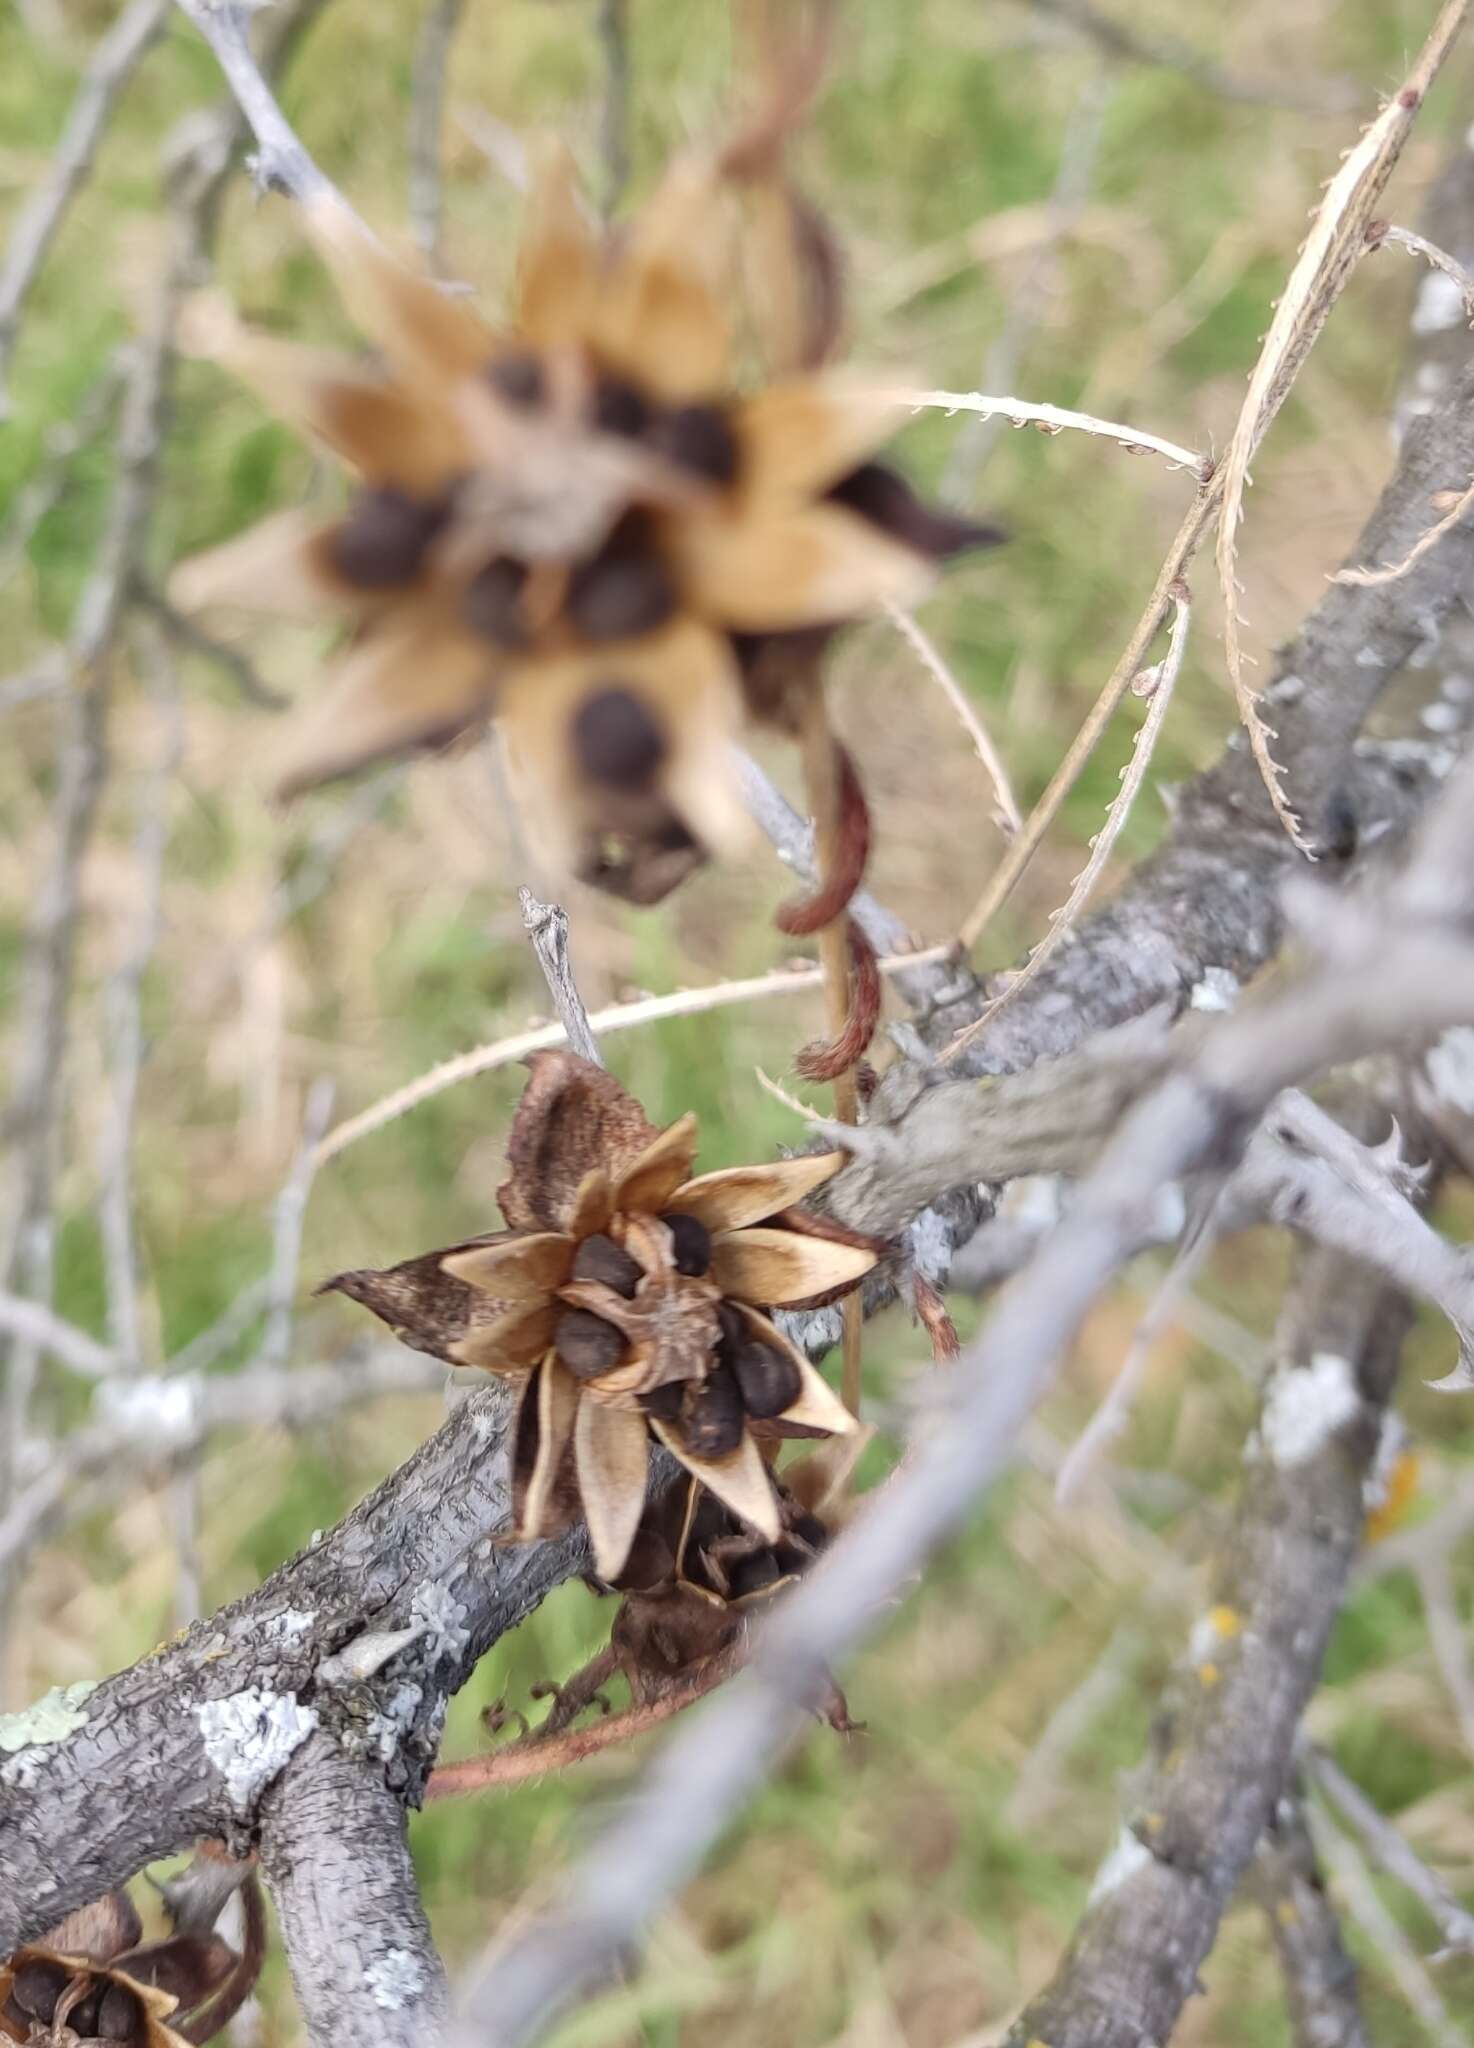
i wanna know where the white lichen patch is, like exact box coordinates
[0,1680,97,1758]
[1259,1353,1361,1469]
[1425,1027,1474,1114]
[96,1374,198,1448]
[1088,1825,1154,1905]
[1413,270,1469,334]
[260,1607,316,1646]
[194,1687,318,1812]
[1422,700,1463,735]
[411,1581,470,1665]
[364,1948,426,2011]
[1190,967,1240,1014]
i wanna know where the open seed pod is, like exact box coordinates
[327,1051,876,1580]
[0,1861,261,2048]
[171,83,1000,901]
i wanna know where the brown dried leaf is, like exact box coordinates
[322,1234,522,1367]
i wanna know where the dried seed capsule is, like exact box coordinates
[571,687,666,790]
[571,1233,642,1298]
[728,1549,783,1599]
[731,1336,802,1419]
[487,351,546,409]
[593,373,655,440]
[639,1381,684,1423]
[10,1959,68,2020]
[554,1307,625,1379]
[660,1212,711,1278]
[329,486,448,589]
[463,556,530,648]
[650,403,739,486]
[567,518,677,641]
[96,1980,145,2041]
[680,1363,745,1458]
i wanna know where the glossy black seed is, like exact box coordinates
[827,462,1006,560]
[567,517,677,642]
[680,1363,746,1458]
[572,1232,643,1298]
[329,486,449,590]
[555,1307,626,1379]
[571,687,666,789]
[651,403,740,486]
[593,373,654,439]
[487,351,546,409]
[728,1549,783,1599]
[639,1381,684,1423]
[97,1981,145,2041]
[11,1959,68,2020]
[731,1336,802,1419]
[463,556,530,648]
[661,1211,711,1277]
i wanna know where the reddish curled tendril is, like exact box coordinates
[776,742,870,937]
[794,919,881,1081]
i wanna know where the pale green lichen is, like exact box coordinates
[0,1680,98,1755]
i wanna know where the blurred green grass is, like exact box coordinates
[4,2,1474,2042]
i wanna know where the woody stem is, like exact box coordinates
[796,689,865,1415]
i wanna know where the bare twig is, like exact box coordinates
[949,585,1190,1056]
[1216,0,1470,849]
[171,2,341,205]
[257,1079,337,1370]
[1416,1552,1474,1757]
[408,0,467,262]
[134,579,288,708]
[1372,220,1474,317]
[1305,1746,1474,1963]
[1335,473,1474,588]
[1252,1793,1371,2048]
[884,602,1023,838]
[0,0,171,411]
[596,0,631,217]
[894,386,1206,476]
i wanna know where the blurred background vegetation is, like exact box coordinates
[3,1,1474,2041]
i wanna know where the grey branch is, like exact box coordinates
[518,889,603,1066]
[0,0,172,411]
[1252,1792,1371,2048]
[172,3,340,204]
[408,0,467,262]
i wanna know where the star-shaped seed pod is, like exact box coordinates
[171,132,999,903]
[327,1050,876,1579]
[0,1869,260,2048]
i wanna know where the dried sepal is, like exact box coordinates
[499,1052,661,1235]
[514,1355,581,1540]
[667,1149,845,1232]
[649,1421,781,1542]
[707,1225,874,1308]
[574,1399,651,1580]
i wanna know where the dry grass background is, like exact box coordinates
[3,1,1474,2042]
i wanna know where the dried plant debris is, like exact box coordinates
[328,1051,875,1579]
[172,124,998,902]
[0,1857,263,2048]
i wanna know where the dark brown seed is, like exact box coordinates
[593,373,654,440]
[572,1233,642,1298]
[650,404,739,487]
[487,351,546,409]
[571,687,666,789]
[329,486,449,590]
[65,1987,102,2038]
[731,1336,802,1419]
[11,1959,68,2020]
[463,556,530,648]
[660,1212,711,1278]
[826,462,1006,559]
[639,1382,684,1423]
[792,1510,829,1552]
[554,1307,626,1379]
[96,1980,144,2041]
[680,1363,746,1458]
[567,519,677,641]
[728,1549,783,1599]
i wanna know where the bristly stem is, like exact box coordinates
[518,888,603,1067]
[794,689,866,1414]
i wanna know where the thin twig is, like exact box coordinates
[517,890,602,1066]
[1414,1553,1474,1759]
[171,2,341,205]
[1305,1746,1474,1960]
[884,602,1022,838]
[596,0,631,218]
[1252,1793,1371,2048]
[257,1079,337,1370]
[1216,0,1470,850]
[0,0,172,411]
[893,386,1207,476]
[949,586,1191,1054]
[1372,220,1474,316]
[408,0,467,263]
[135,579,288,708]
[1334,473,1474,587]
